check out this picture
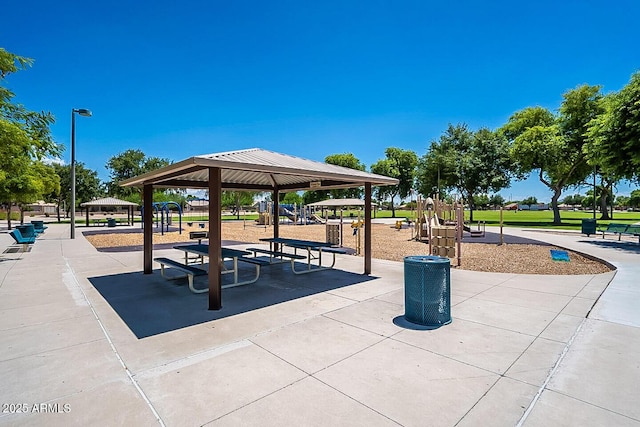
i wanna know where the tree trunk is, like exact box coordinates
[599,189,610,220]
[390,196,396,218]
[467,193,475,223]
[551,189,562,225]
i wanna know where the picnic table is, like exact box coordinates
[258,237,347,274]
[171,244,265,288]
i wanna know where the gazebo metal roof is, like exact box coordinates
[120,148,398,191]
[80,197,138,207]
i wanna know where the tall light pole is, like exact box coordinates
[70,108,92,239]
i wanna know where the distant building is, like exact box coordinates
[186,200,208,212]
[25,200,57,215]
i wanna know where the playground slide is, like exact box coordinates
[279,207,298,222]
[309,214,326,224]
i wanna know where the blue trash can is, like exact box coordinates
[404,255,451,327]
[107,218,117,227]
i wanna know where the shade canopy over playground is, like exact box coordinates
[120,148,399,310]
[80,197,138,226]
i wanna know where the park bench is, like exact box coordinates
[16,224,38,238]
[31,220,48,233]
[600,223,640,242]
[9,229,37,251]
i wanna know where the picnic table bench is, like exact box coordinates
[599,223,640,242]
[259,237,348,274]
[153,257,208,293]
[159,244,268,292]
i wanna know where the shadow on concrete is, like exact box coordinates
[89,263,376,339]
[580,239,640,254]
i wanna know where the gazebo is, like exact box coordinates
[120,148,398,310]
[80,197,139,226]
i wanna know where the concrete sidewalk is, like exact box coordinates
[0,223,638,426]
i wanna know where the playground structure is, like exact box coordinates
[255,199,366,253]
[414,196,463,266]
[141,201,183,235]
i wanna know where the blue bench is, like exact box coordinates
[16,224,38,238]
[31,220,48,233]
[9,229,36,251]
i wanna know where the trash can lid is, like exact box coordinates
[404,255,450,264]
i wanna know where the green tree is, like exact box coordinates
[521,196,538,206]
[0,48,60,228]
[488,194,505,209]
[561,194,584,206]
[614,195,629,209]
[50,163,102,221]
[502,85,603,224]
[586,71,640,182]
[105,149,171,200]
[325,153,366,199]
[416,125,512,221]
[473,194,490,210]
[370,147,418,217]
[302,190,328,205]
[628,190,640,209]
[222,191,257,219]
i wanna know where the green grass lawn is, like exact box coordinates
[372,208,640,230]
[176,208,639,231]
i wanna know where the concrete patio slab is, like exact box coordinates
[393,318,536,374]
[135,341,307,426]
[0,339,126,405]
[324,298,404,337]
[538,313,586,343]
[522,389,640,427]
[0,379,159,427]
[315,339,497,426]
[456,377,539,427]
[472,285,573,313]
[453,298,555,336]
[504,337,566,386]
[546,319,640,420]
[209,376,399,426]
[0,315,104,362]
[251,315,384,374]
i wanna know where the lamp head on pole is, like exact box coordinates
[73,108,92,117]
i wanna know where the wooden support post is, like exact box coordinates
[273,188,280,251]
[499,207,504,246]
[208,168,222,310]
[143,184,153,274]
[364,182,372,274]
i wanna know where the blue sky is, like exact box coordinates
[3,0,639,202]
